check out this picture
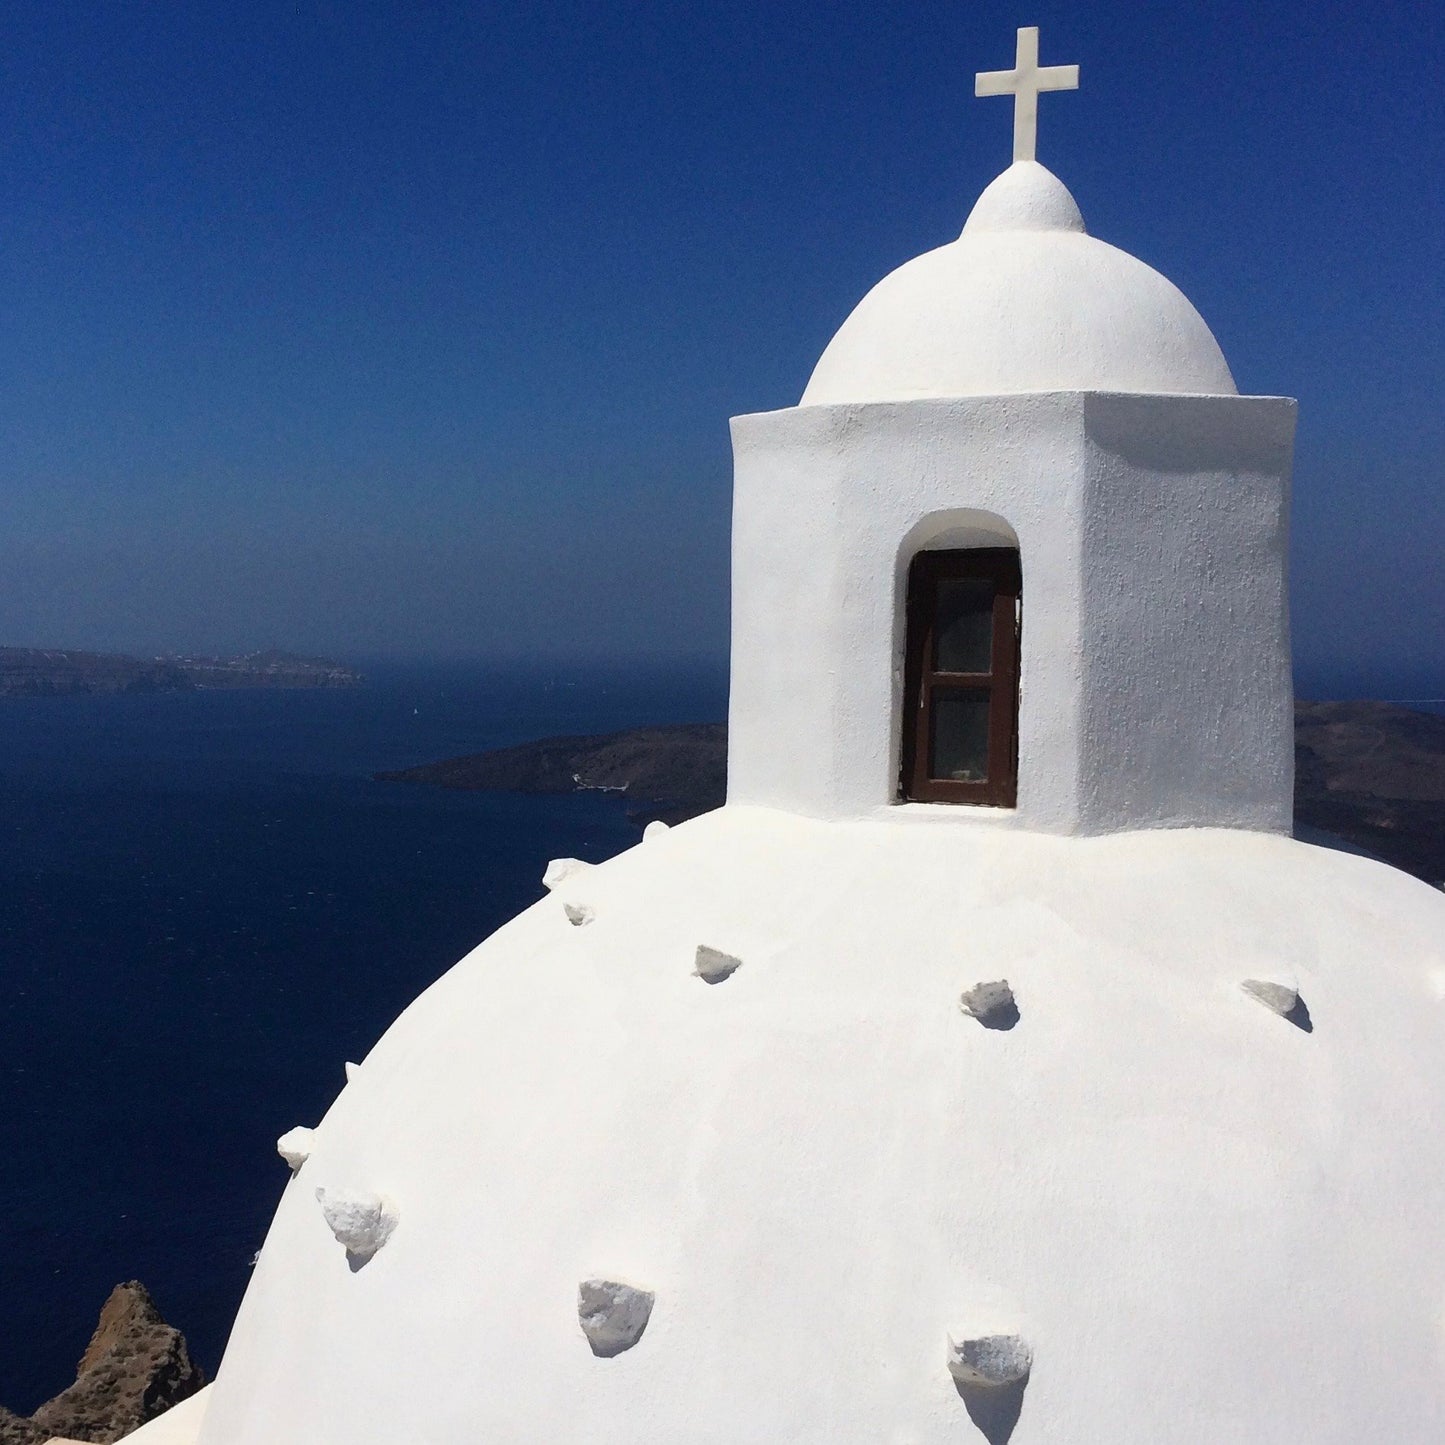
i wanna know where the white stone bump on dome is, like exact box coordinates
[543,857,591,892]
[578,1279,654,1358]
[1241,978,1311,1029]
[314,1186,398,1266]
[975,26,1078,164]
[275,1126,315,1173]
[959,980,1019,1030]
[693,944,743,984]
[947,1333,1033,1390]
[1241,978,1298,1015]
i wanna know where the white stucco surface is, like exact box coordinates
[801,163,1237,406]
[198,808,1445,1444]
[728,391,1296,832]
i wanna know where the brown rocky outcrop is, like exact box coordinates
[13,1283,204,1444]
[0,1405,48,1445]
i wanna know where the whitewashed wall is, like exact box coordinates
[727,391,1297,834]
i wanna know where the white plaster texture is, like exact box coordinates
[801,163,1236,406]
[728,391,1296,833]
[198,808,1445,1444]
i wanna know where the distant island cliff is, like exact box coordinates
[378,701,1445,885]
[0,647,362,697]
[378,723,727,828]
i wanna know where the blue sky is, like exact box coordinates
[0,1,1440,694]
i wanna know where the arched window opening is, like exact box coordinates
[900,548,1021,806]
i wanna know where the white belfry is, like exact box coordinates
[975,25,1079,162]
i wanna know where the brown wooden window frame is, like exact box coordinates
[900,547,1021,808]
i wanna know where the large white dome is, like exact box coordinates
[197,809,1445,1444]
[801,163,1237,405]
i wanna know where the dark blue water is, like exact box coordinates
[0,661,726,1411]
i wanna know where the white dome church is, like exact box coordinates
[142,28,1445,1445]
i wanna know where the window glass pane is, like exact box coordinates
[934,578,994,673]
[929,690,990,783]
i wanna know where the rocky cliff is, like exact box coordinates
[1293,700,1445,884]
[377,721,727,827]
[0,1284,204,1445]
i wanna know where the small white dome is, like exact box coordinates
[801,162,1237,405]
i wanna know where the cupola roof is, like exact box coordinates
[800,162,1237,406]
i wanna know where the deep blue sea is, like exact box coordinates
[0,661,727,1411]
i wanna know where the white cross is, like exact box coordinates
[975,26,1079,164]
